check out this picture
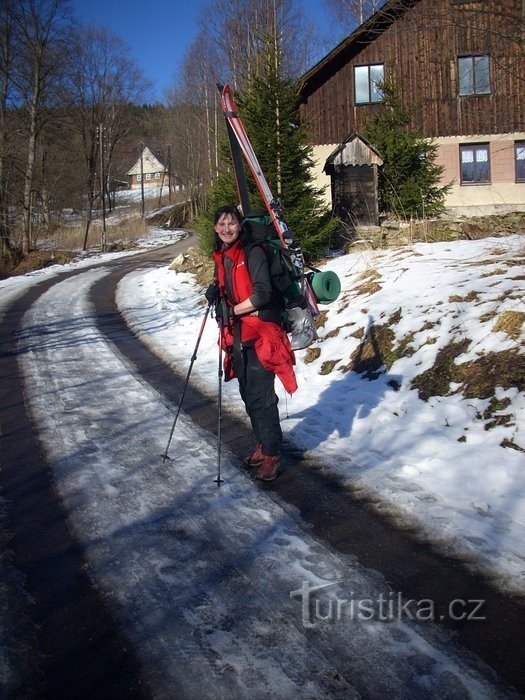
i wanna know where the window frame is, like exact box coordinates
[458,54,490,96]
[515,141,525,183]
[354,63,384,105]
[459,143,491,185]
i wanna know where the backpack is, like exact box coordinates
[242,212,306,321]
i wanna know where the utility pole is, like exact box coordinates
[98,124,107,251]
[167,144,172,203]
[140,142,145,218]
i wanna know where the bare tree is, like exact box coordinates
[201,0,317,88]
[323,0,386,28]
[0,0,16,259]
[8,0,72,256]
[65,24,151,249]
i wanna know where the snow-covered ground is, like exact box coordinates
[119,231,525,598]
[1,227,524,697]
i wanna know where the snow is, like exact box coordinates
[1,227,524,697]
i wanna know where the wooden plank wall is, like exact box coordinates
[300,0,525,145]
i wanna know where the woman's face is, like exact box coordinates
[215,213,241,247]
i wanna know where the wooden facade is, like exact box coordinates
[299,0,524,144]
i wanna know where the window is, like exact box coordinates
[458,55,490,95]
[137,174,142,182]
[354,64,384,104]
[155,172,161,180]
[460,144,490,184]
[146,173,151,180]
[515,142,525,182]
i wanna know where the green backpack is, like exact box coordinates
[242,212,306,315]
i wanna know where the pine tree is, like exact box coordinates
[241,69,336,259]
[196,71,336,259]
[363,81,450,219]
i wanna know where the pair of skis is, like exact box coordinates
[218,83,318,350]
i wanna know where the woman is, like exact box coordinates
[206,205,297,482]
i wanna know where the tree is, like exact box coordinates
[165,29,222,220]
[323,0,386,29]
[0,0,16,260]
[8,0,72,256]
[65,24,151,250]
[362,80,450,218]
[196,0,336,259]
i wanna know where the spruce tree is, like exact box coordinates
[196,56,336,260]
[363,81,450,219]
[240,69,336,259]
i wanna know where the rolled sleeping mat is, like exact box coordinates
[309,270,341,304]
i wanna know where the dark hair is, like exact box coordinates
[213,205,245,251]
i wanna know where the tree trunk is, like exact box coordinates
[22,65,41,256]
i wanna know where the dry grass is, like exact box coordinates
[304,347,321,364]
[493,310,525,339]
[354,280,382,296]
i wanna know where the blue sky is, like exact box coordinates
[70,0,339,102]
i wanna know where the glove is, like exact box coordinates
[205,283,220,304]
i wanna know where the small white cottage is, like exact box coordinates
[127,146,171,190]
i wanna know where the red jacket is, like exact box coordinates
[213,241,298,394]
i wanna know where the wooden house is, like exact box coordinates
[127,146,180,191]
[298,0,525,217]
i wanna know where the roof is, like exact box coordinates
[127,146,167,176]
[324,132,384,173]
[298,0,420,99]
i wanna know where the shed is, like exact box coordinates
[324,133,383,227]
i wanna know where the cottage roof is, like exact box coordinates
[298,0,420,99]
[127,146,166,176]
[324,132,383,173]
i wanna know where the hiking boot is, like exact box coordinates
[243,443,263,468]
[254,455,280,482]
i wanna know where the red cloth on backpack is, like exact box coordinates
[213,243,297,394]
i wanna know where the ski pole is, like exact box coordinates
[214,312,224,487]
[161,302,211,462]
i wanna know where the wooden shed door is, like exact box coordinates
[331,164,379,226]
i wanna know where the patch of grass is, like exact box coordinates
[411,339,471,400]
[320,359,341,375]
[480,267,507,278]
[8,250,77,276]
[483,397,514,430]
[357,268,381,281]
[479,310,497,323]
[354,280,382,296]
[460,350,525,399]
[304,347,321,364]
[388,307,402,325]
[412,341,525,402]
[500,439,525,453]
[325,323,353,339]
[493,310,524,339]
[340,323,395,378]
[314,310,329,329]
[448,291,479,303]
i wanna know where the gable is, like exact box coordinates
[127,147,166,176]
[299,0,420,100]
[298,0,524,144]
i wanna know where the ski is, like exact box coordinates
[218,83,318,350]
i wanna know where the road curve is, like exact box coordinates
[1,236,524,697]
